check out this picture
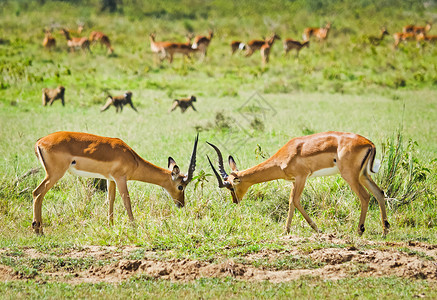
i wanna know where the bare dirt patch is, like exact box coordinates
[1,234,436,284]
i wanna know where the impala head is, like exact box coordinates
[268,32,281,43]
[167,134,199,207]
[381,27,389,36]
[60,28,71,39]
[206,142,249,203]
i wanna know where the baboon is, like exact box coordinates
[169,96,197,113]
[100,91,137,113]
[42,86,65,106]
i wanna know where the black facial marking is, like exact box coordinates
[384,221,390,229]
[360,224,365,233]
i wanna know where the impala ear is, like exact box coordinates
[228,156,238,172]
[168,157,180,180]
[168,157,176,168]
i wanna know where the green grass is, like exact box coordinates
[0,0,436,297]
[0,277,436,299]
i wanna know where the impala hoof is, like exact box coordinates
[32,221,43,235]
[358,224,365,236]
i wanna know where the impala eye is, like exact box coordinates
[178,185,184,191]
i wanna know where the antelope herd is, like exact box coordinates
[31,19,435,236]
[42,20,435,64]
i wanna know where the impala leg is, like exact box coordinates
[361,174,390,236]
[291,176,321,233]
[284,182,296,234]
[107,180,116,225]
[114,177,135,223]
[341,172,371,236]
[32,173,63,234]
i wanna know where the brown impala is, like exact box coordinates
[32,132,198,234]
[207,131,389,236]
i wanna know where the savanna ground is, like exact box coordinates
[0,0,436,298]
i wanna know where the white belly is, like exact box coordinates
[309,166,340,178]
[68,167,108,179]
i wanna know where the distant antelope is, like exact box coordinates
[303,22,331,41]
[402,22,432,35]
[230,40,245,54]
[244,33,281,57]
[367,27,390,45]
[89,31,114,54]
[42,29,56,50]
[416,32,437,44]
[192,30,213,59]
[149,33,196,63]
[60,28,91,53]
[283,39,309,58]
[393,32,416,49]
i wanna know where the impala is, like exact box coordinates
[260,34,281,66]
[89,31,114,54]
[32,132,198,234]
[244,33,281,57]
[42,29,56,50]
[416,32,437,44]
[149,33,195,63]
[303,22,331,41]
[283,38,309,58]
[60,28,91,53]
[402,22,432,35]
[230,40,245,54]
[366,27,389,46]
[393,32,416,49]
[192,30,213,58]
[207,131,389,236]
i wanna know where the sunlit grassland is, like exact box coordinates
[0,0,436,297]
[0,277,436,299]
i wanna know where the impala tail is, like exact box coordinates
[362,146,380,174]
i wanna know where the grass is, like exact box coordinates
[0,277,436,299]
[0,0,436,297]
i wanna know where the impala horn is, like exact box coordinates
[183,133,199,183]
[206,142,232,188]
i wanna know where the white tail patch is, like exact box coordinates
[239,43,246,50]
[191,43,198,49]
[369,159,381,174]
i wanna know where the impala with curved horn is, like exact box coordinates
[207,131,389,236]
[32,131,198,234]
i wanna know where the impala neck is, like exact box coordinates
[237,157,285,185]
[131,157,172,188]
